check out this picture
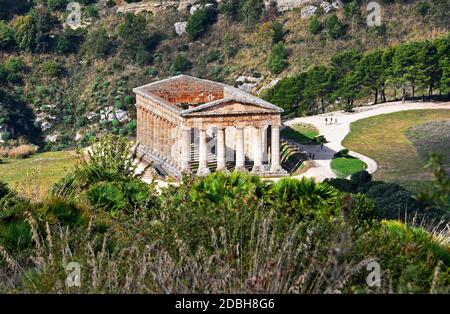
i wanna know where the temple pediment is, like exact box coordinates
[181,99,280,116]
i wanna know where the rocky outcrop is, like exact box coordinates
[174,21,188,35]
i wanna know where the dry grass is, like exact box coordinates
[1,144,38,159]
[342,109,450,192]
[0,210,390,294]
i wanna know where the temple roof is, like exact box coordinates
[133,75,283,116]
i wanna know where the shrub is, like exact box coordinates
[7,144,38,159]
[82,27,111,59]
[326,14,346,39]
[268,42,288,74]
[171,54,191,73]
[350,170,372,185]
[40,61,63,78]
[334,148,350,158]
[186,7,217,40]
[308,16,323,35]
[0,21,16,50]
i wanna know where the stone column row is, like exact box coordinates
[180,124,282,175]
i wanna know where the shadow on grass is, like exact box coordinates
[281,126,318,145]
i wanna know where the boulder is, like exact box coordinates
[174,21,188,35]
[320,1,333,13]
[301,5,318,18]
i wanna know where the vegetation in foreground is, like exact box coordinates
[342,109,450,192]
[0,135,448,293]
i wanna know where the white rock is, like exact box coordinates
[41,122,53,131]
[301,5,318,18]
[75,132,83,141]
[320,1,333,13]
[190,4,202,15]
[45,134,58,142]
[174,21,188,35]
[331,0,342,9]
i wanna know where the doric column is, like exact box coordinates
[216,127,227,171]
[162,119,168,159]
[235,126,245,171]
[148,113,154,151]
[252,126,263,172]
[197,128,211,176]
[262,126,268,163]
[270,125,282,172]
[155,116,162,156]
[136,107,141,144]
[181,127,191,173]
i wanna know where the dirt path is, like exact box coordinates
[283,101,450,182]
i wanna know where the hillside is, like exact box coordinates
[0,0,449,149]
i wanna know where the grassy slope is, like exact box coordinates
[331,157,367,178]
[342,109,450,192]
[0,150,77,194]
[281,123,319,144]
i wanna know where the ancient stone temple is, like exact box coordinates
[133,75,288,178]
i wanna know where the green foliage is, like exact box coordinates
[40,61,63,78]
[171,54,191,73]
[0,21,16,50]
[186,7,217,41]
[271,20,284,44]
[417,153,450,210]
[267,42,288,74]
[326,14,346,39]
[117,13,160,65]
[51,134,148,197]
[46,0,68,11]
[87,180,150,215]
[308,16,323,35]
[82,27,111,59]
[350,170,372,185]
[11,7,58,52]
[415,2,431,17]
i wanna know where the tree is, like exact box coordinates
[117,13,158,64]
[0,21,16,51]
[267,42,288,74]
[272,20,284,44]
[82,27,111,59]
[304,66,334,113]
[171,54,191,73]
[331,49,362,109]
[435,35,450,98]
[220,0,240,22]
[354,50,386,104]
[263,74,306,116]
[0,0,31,19]
[186,7,217,41]
[240,0,264,29]
[11,7,57,52]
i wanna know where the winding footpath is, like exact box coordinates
[283,101,450,182]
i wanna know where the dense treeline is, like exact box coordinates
[264,35,450,117]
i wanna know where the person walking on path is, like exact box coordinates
[325,117,328,125]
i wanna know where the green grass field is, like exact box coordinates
[342,109,450,192]
[281,123,319,144]
[331,157,367,178]
[0,150,78,195]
